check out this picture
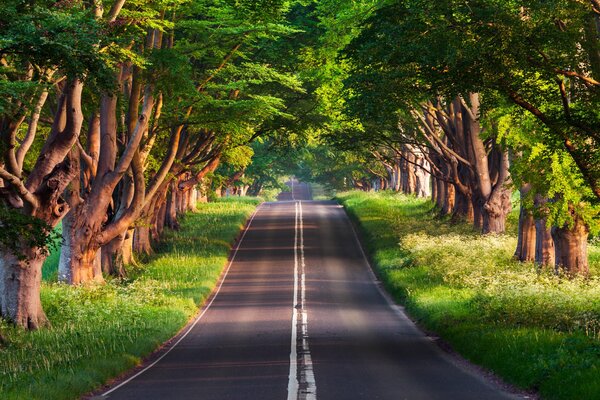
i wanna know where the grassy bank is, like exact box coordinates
[336,191,600,400]
[0,198,260,400]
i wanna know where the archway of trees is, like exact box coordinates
[1,0,599,330]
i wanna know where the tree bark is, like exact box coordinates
[481,186,512,234]
[134,225,153,256]
[514,185,536,262]
[101,233,127,278]
[535,218,555,267]
[515,210,536,262]
[551,212,589,276]
[0,249,48,330]
[165,181,179,230]
[442,182,455,216]
[453,189,474,222]
[435,178,445,210]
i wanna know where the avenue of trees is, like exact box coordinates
[0,0,329,330]
[303,0,600,277]
[1,0,599,331]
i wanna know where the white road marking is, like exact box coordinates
[102,204,263,398]
[287,202,300,400]
[288,200,317,400]
[299,201,317,399]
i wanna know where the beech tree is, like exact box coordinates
[340,0,599,273]
[0,0,300,329]
[0,1,118,328]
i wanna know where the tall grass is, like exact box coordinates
[337,191,600,400]
[0,198,260,400]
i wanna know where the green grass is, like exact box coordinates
[0,197,261,400]
[336,191,600,400]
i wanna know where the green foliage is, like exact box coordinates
[0,198,260,400]
[342,0,600,201]
[497,110,600,232]
[0,206,59,260]
[338,191,600,399]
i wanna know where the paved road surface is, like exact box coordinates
[100,181,519,399]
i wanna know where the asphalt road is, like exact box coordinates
[100,181,519,400]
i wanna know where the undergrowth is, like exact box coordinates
[0,197,260,400]
[336,191,600,400]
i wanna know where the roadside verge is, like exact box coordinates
[0,198,261,400]
[336,191,600,400]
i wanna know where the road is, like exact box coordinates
[100,181,519,400]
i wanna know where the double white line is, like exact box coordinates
[287,201,317,400]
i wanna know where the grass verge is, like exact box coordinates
[336,191,600,400]
[0,197,260,400]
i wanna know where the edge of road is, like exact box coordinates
[85,203,264,400]
[337,199,537,400]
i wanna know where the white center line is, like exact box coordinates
[299,201,317,399]
[287,202,300,400]
[287,201,317,400]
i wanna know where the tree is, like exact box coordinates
[0,0,115,328]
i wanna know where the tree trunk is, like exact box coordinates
[393,163,401,191]
[62,239,102,284]
[58,210,104,285]
[414,157,430,198]
[551,214,589,276]
[134,225,153,256]
[101,233,127,278]
[453,190,474,222]
[514,185,536,262]
[155,199,167,238]
[473,197,483,230]
[122,228,135,265]
[189,187,198,211]
[533,195,555,267]
[431,177,438,204]
[481,185,512,234]
[515,209,536,262]
[0,249,48,330]
[406,153,417,194]
[535,218,555,267]
[436,179,446,210]
[165,182,179,230]
[442,183,455,216]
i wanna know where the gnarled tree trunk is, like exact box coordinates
[101,233,127,278]
[481,186,512,234]
[0,249,48,330]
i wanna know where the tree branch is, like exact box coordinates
[0,166,38,210]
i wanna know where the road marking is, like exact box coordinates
[101,204,263,398]
[299,201,317,399]
[287,202,300,400]
[287,201,317,400]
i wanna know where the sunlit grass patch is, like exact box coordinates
[0,198,260,400]
[337,190,600,400]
